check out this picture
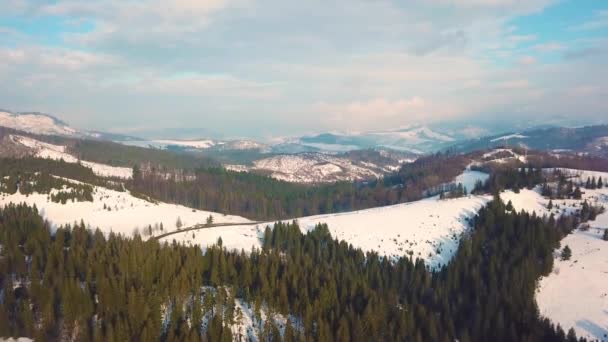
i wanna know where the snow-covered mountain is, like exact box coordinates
[226,150,414,183]
[0,110,77,136]
[296,126,456,154]
[6,134,133,178]
[0,110,141,141]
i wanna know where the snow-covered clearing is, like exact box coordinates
[501,169,608,340]
[454,170,489,192]
[161,194,490,269]
[251,154,388,183]
[10,135,133,179]
[480,148,527,164]
[0,181,250,236]
[536,229,608,341]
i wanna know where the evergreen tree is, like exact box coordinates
[561,245,572,261]
[573,186,582,200]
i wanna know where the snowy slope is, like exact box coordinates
[297,126,455,153]
[10,135,133,179]
[296,195,489,268]
[161,170,491,269]
[154,139,218,149]
[501,169,608,340]
[0,181,251,236]
[161,194,490,269]
[536,229,608,341]
[490,133,528,142]
[0,111,77,136]
[251,154,388,183]
[454,170,489,192]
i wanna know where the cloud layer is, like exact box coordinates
[0,0,607,137]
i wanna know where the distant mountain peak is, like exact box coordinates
[0,110,77,136]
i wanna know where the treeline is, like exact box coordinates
[0,201,590,341]
[0,158,124,192]
[0,169,94,203]
[130,153,471,220]
[471,166,544,194]
[68,139,217,170]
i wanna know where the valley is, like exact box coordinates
[0,112,607,341]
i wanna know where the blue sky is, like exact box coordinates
[0,0,607,138]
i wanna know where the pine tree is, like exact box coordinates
[561,245,572,261]
[603,229,608,241]
[598,177,604,189]
[547,199,553,210]
[573,186,582,200]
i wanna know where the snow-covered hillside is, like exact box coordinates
[501,170,608,340]
[161,170,491,269]
[154,139,218,149]
[250,153,393,183]
[297,126,455,154]
[0,111,77,136]
[0,180,251,236]
[490,133,528,142]
[123,138,267,151]
[9,135,133,179]
[160,194,489,269]
[536,229,608,341]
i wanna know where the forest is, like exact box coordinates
[129,153,472,220]
[0,198,592,341]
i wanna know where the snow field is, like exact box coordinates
[501,169,608,340]
[0,182,251,236]
[10,135,133,179]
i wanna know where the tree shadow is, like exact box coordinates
[576,318,608,341]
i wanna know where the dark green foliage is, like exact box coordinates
[573,186,582,200]
[0,158,124,192]
[603,229,608,241]
[0,168,95,202]
[471,166,544,194]
[69,139,217,170]
[561,245,572,261]
[130,153,471,220]
[0,201,588,341]
[440,182,467,199]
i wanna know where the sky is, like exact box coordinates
[0,0,607,138]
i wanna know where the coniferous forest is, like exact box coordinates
[0,198,591,341]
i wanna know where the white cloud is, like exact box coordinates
[570,9,608,31]
[1,0,606,136]
[518,55,537,65]
[317,97,429,130]
[496,79,530,89]
[508,34,537,43]
[532,42,564,52]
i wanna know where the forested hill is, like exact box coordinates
[0,199,590,341]
[129,153,472,220]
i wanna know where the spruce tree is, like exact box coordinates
[561,245,572,261]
